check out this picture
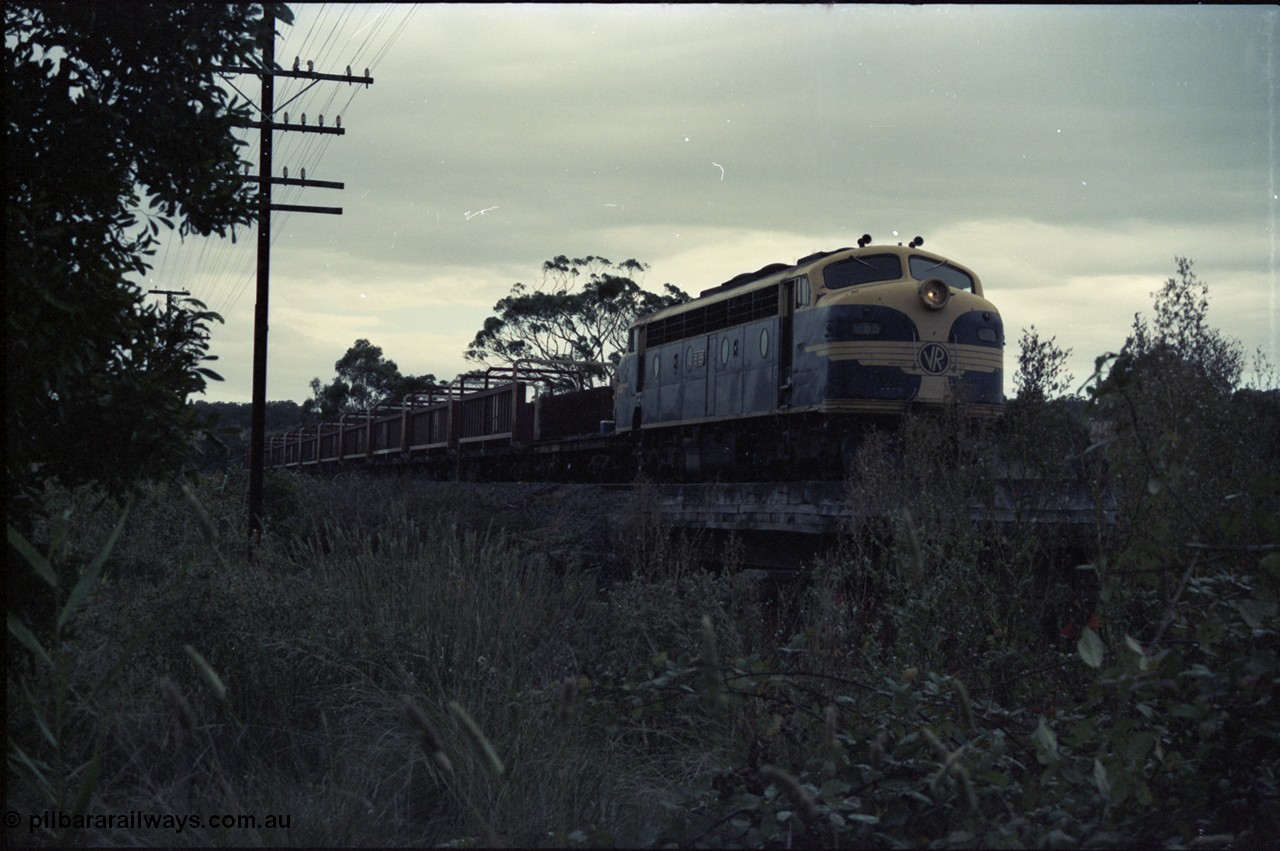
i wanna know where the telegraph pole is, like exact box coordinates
[227,8,373,540]
[248,8,275,544]
[148,288,189,312]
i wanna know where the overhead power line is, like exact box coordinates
[147,4,418,319]
[222,7,377,542]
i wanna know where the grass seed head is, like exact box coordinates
[902,507,923,578]
[952,678,975,731]
[700,614,719,670]
[558,675,578,724]
[183,644,227,702]
[700,615,726,709]
[180,481,218,545]
[760,764,820,825]
[870,730,888,767]
[159,677,197,731]
[449,701,505,779]
[402,695,453,773]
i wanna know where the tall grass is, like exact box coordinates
[7,471,760,846]
[9,295,1278,846]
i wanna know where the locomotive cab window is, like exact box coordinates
[823,254,902,289]
[909,255,974,293]
[794,276,811,308]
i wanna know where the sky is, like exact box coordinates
[142,3,1280,404]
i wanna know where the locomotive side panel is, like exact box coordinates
[638,348,659,425]
[792,305,922,411]
[742,318,780,415]
[658,345,682,421]
[680,339,709,420]
[947,310,1004,404]
[711,327,744,418]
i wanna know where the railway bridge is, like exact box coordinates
[620,478,1112,572]
[421,477,1110,574]
[645,478,1109,536]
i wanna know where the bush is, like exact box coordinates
[7,259,1277,846]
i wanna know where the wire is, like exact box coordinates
[151,3,420,320]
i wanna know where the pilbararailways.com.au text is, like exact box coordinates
[13,809,291,835]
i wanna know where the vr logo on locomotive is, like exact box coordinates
[917,342,951,375]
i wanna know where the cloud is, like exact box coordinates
[175,4,1276,403]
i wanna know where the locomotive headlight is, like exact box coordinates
[918,278,950,310]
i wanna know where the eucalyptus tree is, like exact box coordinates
[466,255,689,388]
[303,338,439,421]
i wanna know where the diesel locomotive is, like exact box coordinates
[262,236,1003,480]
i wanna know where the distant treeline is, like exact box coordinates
[194,400,304,470]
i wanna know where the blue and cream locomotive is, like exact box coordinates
[611,235,1003,475]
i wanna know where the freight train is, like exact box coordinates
[262,236,1004,481]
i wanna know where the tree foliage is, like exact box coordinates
[1003,326,1085,479]
[302,339,438,421]
[465,255,689,387]
[1088,260,1272,617]
[1092,259,1248,492]
[1114,257,1244,402]
[4,2,293,524]
[1013,325,1074,404]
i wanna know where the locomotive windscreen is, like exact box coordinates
[823,254,902,289]
[909,255,975,292]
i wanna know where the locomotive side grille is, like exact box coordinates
[646,285,778,347]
